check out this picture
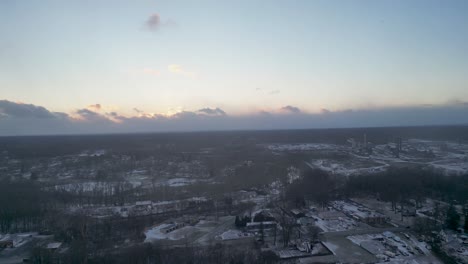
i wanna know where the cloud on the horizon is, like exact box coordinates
[197,107,226,116]
[87,104,101,111]
[280,105,301,114]
[1,100,468,136]
[75,108,100,119]
[0,100,64,119]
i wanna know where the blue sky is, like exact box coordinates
[1,1,468,134]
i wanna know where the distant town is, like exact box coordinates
[0,126,467,263]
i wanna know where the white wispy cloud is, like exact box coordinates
[168,64,196,78]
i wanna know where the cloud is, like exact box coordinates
[145,13,162,31]
[0,100,71,135]
[74,108,113,123]
[87,104,101,111]
[2,100,468,136]
[197,107,226,116]
[75,109,100,119]
[168,64,196,78]
[256,88,280,95]
[0,100,63,119]
[280,105,301,114]
[144,13,176,32]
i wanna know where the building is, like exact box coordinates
[46,242,62,251]
[134,200,152,211]
[160,222,186,234]
[291,209,305,218]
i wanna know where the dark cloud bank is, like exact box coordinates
[1,100,468,136]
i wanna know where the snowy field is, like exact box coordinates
[144,221,212,242]
[331,200,385,220]
[267,143,344,152]
[144,216,236,245]
[305,208,359,232]
[217,229,253,240]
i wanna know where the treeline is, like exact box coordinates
[31,242,278,264]
[5,125,468,159]
[284,169,339,208]
[345,167,468,207]
[283,166,468,211]
[0,180,50,233]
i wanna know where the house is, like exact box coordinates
[363,215,388,225]
[135,200,152,211]
[160,222,186,233]
[253,210,276,222]
[46,242,62,251]
[291,209,305,218]
[402,207,417,217]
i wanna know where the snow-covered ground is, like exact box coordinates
[305,208,358,232]
[0,232,37,248]
[144,216,236,245]
[52,181,135,194]
[163,177,198,187]
[440,231,468,263]
[78,149,106,157]
[217,229,253,240]
[144,221,210,242]
[347,231,437,263]
[314,217,358,232]
[269,139,468,176]
[267,143,343,152]
[332,200,385,220]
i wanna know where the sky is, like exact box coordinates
[1,0,468,135]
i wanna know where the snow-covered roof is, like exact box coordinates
[246,221,276,226]
[46,242,62,249]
